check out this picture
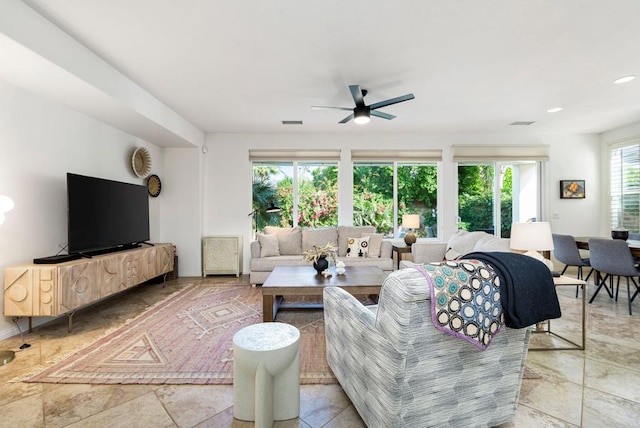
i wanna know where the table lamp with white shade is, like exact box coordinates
[510,221,555,270]
[402,214,420,246]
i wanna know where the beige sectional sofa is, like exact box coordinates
[249,225,393,285]
[400,229,513,268]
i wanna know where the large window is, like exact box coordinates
[611,144,640,232]
[457,161,540,238]
[252,161,338,231]
[353,162,439,238]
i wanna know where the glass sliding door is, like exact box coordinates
[458,161,539,238]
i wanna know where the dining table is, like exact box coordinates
[574,237,640,257]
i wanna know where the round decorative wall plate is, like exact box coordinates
[131,147,152,178]
[147,174,161,197]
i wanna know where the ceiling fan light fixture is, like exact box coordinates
[354,106,371,125]
[354,115,370,125]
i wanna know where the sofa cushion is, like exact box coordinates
[251,255,308,271]
[338,226,376,256]
[336,256,394,271]
[263,226,302,255]
[257,233,280,257]
[473,234,512,252]
[347,236,370,258]
[301,227,338,253]
[447,230,488,256]
[364,233,384,258]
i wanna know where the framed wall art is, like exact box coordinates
[560,180,585,199]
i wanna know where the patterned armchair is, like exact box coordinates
[323,268,531,428]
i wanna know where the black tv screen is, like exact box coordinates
[67,173,150,254]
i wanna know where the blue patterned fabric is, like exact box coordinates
[415,259,504,350]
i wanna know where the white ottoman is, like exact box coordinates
[233,322,300,428]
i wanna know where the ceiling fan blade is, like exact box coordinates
[311,106,353,111]
[339,113,354,124]
[369,93,415,110]
[371,110,396,120]
[349,85,366,107]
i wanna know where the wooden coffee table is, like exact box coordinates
[262,266,386,322]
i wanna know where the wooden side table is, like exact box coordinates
[392,244,412,270]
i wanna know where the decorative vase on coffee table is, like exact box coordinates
[313,256,329,275]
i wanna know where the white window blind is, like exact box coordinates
[452,145,550,162]
[249,149,341,161]
[610,144,640,232]
[350,149,442,162]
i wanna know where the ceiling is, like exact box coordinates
[15,0,640,136]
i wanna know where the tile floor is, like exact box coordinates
[1,273,639,427]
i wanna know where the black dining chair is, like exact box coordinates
[588,238,640,315]
[552,234,593,297]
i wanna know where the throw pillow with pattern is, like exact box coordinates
[346,236,370,258]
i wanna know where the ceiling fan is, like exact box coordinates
[312,84,415,124]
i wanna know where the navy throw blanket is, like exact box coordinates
[462,252,561,329]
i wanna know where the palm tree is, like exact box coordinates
[251,178,278,235]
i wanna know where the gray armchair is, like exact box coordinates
[324,268,531,428]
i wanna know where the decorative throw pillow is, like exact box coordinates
[444,247,461,261]
[337,226,376,256]
[257,233,280,257]
[346,236,370,258]
[364,233,383,258]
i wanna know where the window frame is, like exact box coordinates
[610,142,640,233]
[352,160,441,238]
[251,160,339,229]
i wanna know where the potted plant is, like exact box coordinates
[302,242,338,274]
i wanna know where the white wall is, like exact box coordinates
[545,134,602,235]
[0,74,609,340]
[204,132,603,271]
[0,79,166,339]
[160,147,202,277]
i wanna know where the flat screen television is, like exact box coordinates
[67,173,150,255]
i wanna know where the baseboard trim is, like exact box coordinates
[0,316,51,341]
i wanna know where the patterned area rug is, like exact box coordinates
[25,284,336,385]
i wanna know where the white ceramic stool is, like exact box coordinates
[233,322,300,428]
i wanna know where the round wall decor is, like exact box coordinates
[131,147,152,178]
[147,174,161,197]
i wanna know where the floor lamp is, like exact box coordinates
[248,202,281,237]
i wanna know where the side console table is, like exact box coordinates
[3,243,174,332]
[202,235,243,277]
[529,274,587,351]
[392,244,412,270]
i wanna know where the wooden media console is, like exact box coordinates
[3,243,174,332]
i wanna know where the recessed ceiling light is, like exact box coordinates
[282,120,303,125]
[547,107,563,113]
[510,121,535,126]
[614,75,636,84]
